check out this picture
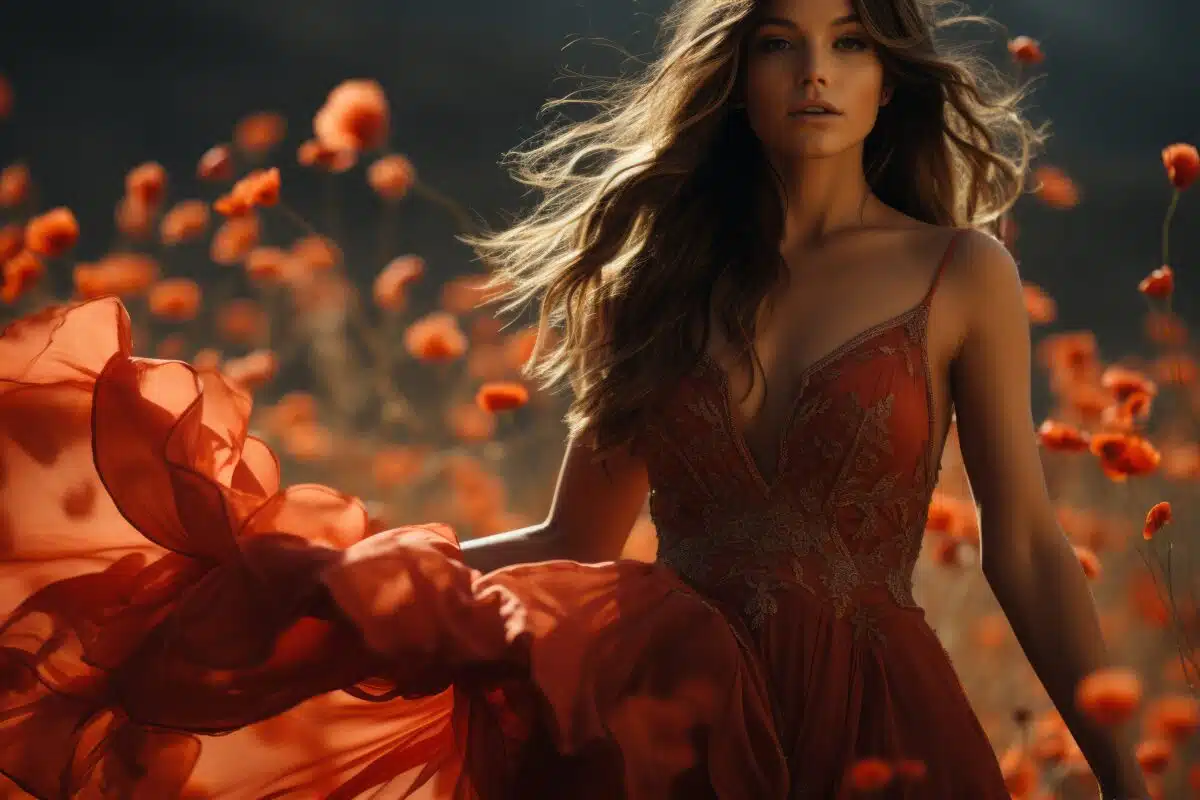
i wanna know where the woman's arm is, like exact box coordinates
[459,429,650,572]
[947,231,1147,798]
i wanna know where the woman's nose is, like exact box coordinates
[797,45,830,88]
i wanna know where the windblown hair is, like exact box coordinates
[465,0,1044,460]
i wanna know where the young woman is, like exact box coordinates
[0,0,1148,797]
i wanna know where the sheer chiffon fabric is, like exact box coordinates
[0,282,1008,798]
[0,298,778,799]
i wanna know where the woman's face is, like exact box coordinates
[743,0,888,162]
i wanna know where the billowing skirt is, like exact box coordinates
[0,298,1006,798]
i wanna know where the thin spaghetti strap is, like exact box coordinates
[921,228,965,307]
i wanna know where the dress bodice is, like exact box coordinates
[642,240,960,633]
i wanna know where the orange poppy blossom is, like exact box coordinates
[214,167,281,216]
[0,223,22,262]
[404,311,468,362]
[297,139,357,173]
[1088,432,1162,480]
[313,79,390,153]
[73,252,159,299]
[1162,143,1199,191]
[1143,502,1172,541]
[1,249,43,303]
[126,161,168,208]
[475,381,530,413]
[24,207,80,257]
[234,110,287,156]
[1006,35,1044,65]
[1037,419,1091,452]
[160,199,211,246]
[1032,165,1080,209]
[1075,667,1143,726]
[373,255,425,311]
[196,143,234,182]
[148,278,203,322]
[210,214,261,265]
[0,162,31,207]
[367,154,417,200]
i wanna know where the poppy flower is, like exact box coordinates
[1100,365,1159,400]
[1,250,43,303]
[290,235,342,271]
[244,246,292,283]
[374,255,425,311]
[283,423,334,462]
[445,402,496,442]
[1037,420,1090,452]
[1135,739,1172,775]
[405,312,467,362]
[197,144,234,182]
[313,79,390,153]
[160,199,211,246]
[1143,501,1172,541]
[1162,143,1199,191]
[476,381,530,413]
[234,111,287,156]
[148,278,202,321]
[1033,165,1079,209]
[371,446,429,488]
[1007,36,1044,65]
[0,162,31,207]
[215,167,280,216]
[1022,282,1056,324]
[1075,667,1142,726]
[210,215,261,265]
[1089,433,1161,480]
[126,162,167,207]
[216,298,268,344]
[115,194,153,239]
[367,154,417,200]
[24,207,79,257]
[1144,695,1200,743]
[1139,265,1174,299]
[441,274,496,314]
[845,758,893,791]
[297,139,356,173]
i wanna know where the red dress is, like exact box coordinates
[0,236,1008,798]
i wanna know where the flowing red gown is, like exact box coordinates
[0,240,1009,798]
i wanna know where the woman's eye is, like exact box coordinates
[835,35,870,51]
[759,37,791,53]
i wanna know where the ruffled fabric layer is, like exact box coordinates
[0,298,785,799]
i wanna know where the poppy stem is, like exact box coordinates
[412,181,481,237]
[1162,188,1179,266]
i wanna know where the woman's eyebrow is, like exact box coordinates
[753,13,861,31]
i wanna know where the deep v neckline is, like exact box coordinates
[698,228,964,493]
[700,301,929,493]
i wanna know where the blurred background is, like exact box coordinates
[0,0,1198,371]
[1,1,1200,797]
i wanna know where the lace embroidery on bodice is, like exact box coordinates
[644,236,961,632]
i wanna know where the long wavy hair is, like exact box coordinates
[465,0,1044,461]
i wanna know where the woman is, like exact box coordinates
[0,0,1148,797]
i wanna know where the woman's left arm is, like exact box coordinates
[948,231,1147,799]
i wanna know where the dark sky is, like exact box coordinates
[1,0,1197,359]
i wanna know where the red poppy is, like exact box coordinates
[1089,433,1161,480]
[0,162,31,207]
[197,144,234,182]
[1075,667,1142,726]
[1162,143,1199,190]
[313,79,390,153]
[1139,265,1174,299]
[476,381,530,413]
[368,154,417,200]
[126,161,168,207]
[1033,165,1079,209]
[234,111,287,155]
[148,278,202,321]
[1037,420,1090,452]
[1,250,43,303]
[1006,36,1044,65]
[1143,501,1172,541]
[24,207,79,257]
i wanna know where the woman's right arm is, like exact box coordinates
[458,429,650,572]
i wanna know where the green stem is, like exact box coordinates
[412,181,481,236]
[1162,188,1179,266]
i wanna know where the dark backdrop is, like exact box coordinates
[1,0,1197,362]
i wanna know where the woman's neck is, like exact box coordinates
[774,148,874,247]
